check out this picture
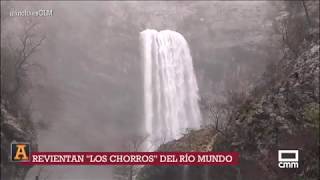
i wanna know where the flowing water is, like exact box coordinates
[140,29,202,149]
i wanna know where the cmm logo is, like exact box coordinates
[11,142,30,162]
[278,150,299,169]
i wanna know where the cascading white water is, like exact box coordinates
[140,29,202,149]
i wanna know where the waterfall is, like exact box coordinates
[140,29,202,149]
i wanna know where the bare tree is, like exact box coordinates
[200,96,232,137]
[208,103,222,130]
[127,134,148,180]
[1,18,45,115]
[272,1,314,57]
[301,0,312,28]
[13,20,46,96]
[113,134,148,180]
[127,134,149,152]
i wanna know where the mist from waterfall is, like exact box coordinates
[140,29,202,149]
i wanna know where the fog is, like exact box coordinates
[1,1,277,179]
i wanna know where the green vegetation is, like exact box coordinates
[304,103,320,128]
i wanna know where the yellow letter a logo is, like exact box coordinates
[14,144,29,160]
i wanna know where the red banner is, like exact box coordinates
[20,152,239,166]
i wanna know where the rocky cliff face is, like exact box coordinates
[223,42,319,180]
[137,41,319,180]
[137,127,219,180]
[210,42,319,180]
[1,103,37,180]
